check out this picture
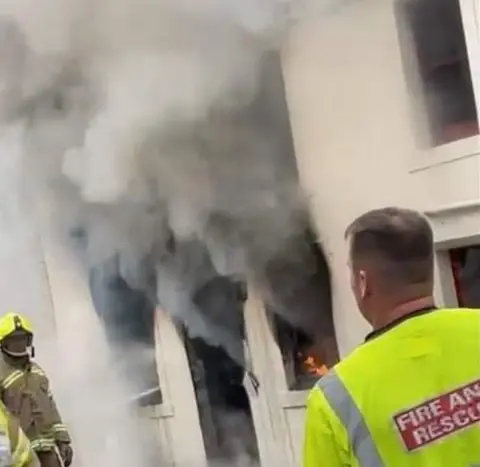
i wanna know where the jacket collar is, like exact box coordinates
[365,306,437,342]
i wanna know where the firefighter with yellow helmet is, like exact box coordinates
[303,207,480,467]
[0,313,73,467]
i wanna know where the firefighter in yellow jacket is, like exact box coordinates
[303,207,480,467]
[0,313,73,467]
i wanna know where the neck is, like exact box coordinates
[371,295,435,330]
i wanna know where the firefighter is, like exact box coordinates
[303,207,480,467]
[0,313,73,467]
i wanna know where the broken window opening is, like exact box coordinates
[264,227,339,391]
[88,255,162,406]
[183,276,259,467]
[395,0,479,146]
[270,313,328,391]
[449,246,480,308]
[184,335,259,467]
[69,228,162,405]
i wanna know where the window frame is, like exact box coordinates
[263,307,314,407]
[266,310,327,392]
[426,201,480,307]
[445,244,480,307]
[396,0,480,172]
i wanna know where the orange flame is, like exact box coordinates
[300,353,329,377]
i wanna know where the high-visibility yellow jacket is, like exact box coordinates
[303,307,480,467]
[0,401,38,467]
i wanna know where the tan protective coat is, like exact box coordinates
[0,355,71,453]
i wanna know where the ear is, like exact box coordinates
[358,270,368,299]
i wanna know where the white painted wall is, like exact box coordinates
[152,307,207,467]
[3,2,480,466]
[282,0,480,356]
[277,0,480,462]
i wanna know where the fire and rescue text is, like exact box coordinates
[393,379,480,450]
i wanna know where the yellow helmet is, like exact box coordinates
[0,312,33,342]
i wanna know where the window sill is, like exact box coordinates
[279,390,310,409]
[424,199,480,218]
[409,134,480,173]
[424,198,480,248]
[137,403,175,419]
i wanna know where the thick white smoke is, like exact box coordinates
[12,0,313,350]
[0,0,347,465]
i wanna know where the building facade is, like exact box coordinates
[280,0,480,462]
[5,0,480,466]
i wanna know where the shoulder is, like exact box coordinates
[309,367,353,415]
[438,307,480,319]
[313,343,378,401]
[416,308,480,334]
[440,307,479,313]
[331,341,374,377]
[30,362,44,372]
[30,363,48,381]
[306,374,351,453]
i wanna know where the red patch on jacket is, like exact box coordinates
[393,379,480,450]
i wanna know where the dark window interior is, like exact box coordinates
[264,227,339,391]
[396,0,478,146]
[88,256,162,406]
[183,277,259,467]
[69,227,162,405]
[271,313,331,391]
[449,246,480,308]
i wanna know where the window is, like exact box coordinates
[88,255,162,406]
[69,228,162,405]
[396,0,479,146]
[449,246,480,308]
[183,276,260,465]
[245,50,339,390]
[264,228,339,391]
[270,312,337,391]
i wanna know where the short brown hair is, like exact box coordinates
[345,207,434,285]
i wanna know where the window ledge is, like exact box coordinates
[279,390,310,409]
[137,403,174,419]
[409,135,480,173]
[424,198,480,248]
[425,199,480,218]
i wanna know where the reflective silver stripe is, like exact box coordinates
[30,438,56,451]
[317,370,385,467]
[51,423,68,433]
[1,366,46,390]
[31,367,46,378]
[1,370,23,389]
